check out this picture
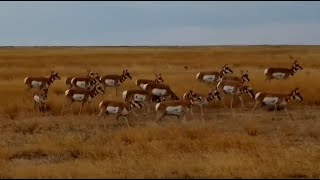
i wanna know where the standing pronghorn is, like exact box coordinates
[182,88,221,120]
[97,99,143,128]
[122,89,161,114]
[216,80,255,109]
[70,74,101,91]
[143,83,180,102]
[24,70,61,91]
[136,73,164,90]
[99,69,132,96]
[264,57,303,82]
[250,88,303,120]
[60,85,105,115]
[33,87,49,113]
[222,70,250,83]
[154,92,203,123]
[196,64,233,85]
[65,69,98,88]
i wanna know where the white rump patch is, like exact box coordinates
[24,77,28,84]
[104,79,117,86]
[255,92,262,100]
[122,90,128,100]
[33,95,44,103]
[152,88,167,96]
[223,85,237,94]
[72,94,85,101]
[106,106,120,114]
[202,75,216,83]
[264,69,269,75]
[166,105,182,115]
[155,103,161,111]
[134,94,146,102]
[272,72,285,79]
[31,81,43,88]
[76,81,87,89]
[140,83,147,90]
[263,97,279,106]
[196,73,200,80]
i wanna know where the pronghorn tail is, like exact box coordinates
[255,92,262,100]
[135,79,139,86]
[65,89,70,96]
[155,102,161,111]
[122,90,128,100]
[24,77,28,84]
[196,72,200,80]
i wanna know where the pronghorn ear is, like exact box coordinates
[155,73,158,77]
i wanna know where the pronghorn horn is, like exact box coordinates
[155,73,158,77]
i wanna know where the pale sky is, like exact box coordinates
[1,1,320,46]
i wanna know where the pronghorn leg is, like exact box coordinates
[89,103,95,114]
[125,116,130,128]
[284,107,294,120]
[60,100,72,116]
[250,102,260,120]
[272,104,277,121]
[156,111,165,123]
[131,110,139,118]
[230,95,234,109]
[239,96,245,109]
[79,102,85,115]
[115,87,118,96]
[200,105,205,122]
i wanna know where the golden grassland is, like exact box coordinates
[0,46,320,178]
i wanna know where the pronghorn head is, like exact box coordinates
[222,64,233,75]
[122,69,132,80]
[240,70,250,83]
[240,86,255,99]
[94,85,105,94]
[154,73,164,83]
[208,88,221,101]
[50,70,61,80]
[187,90,202,102]
[292,60,303,72]
[129,100,143,109]
[42,87,49,99]
[290,88,303,102]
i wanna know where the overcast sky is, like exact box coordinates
[1,1,320,46]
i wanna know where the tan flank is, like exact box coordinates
[65,69,98,88]
[97,99,143,128]
[24,70,61,90]
[100,69,132,96]
[135,73,164,90]
[250,88,303,120]
[60,85,105,115]
[264,56,303,82]
[222,70,250,83]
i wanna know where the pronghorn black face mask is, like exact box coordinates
[123,69,132,80]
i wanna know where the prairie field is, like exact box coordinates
[0,46,320,178]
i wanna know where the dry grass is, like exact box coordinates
[0,46,320,178]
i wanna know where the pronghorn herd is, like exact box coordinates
[24,57,304,127]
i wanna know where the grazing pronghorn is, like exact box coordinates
[250,88,303,120]
[216,80,255,109]
[65,69,98,88]
[222,70,250,83]
[99,69,132,96]
[182,88,221,120]
[154,92,202,123]
[33,87,49,113]
[264,57,303,82]
[136,73,164,90]
[97,99,143,128]
[60,85,105,115]
[122,89,161,113]
[24,70,61,90]
[196,64,233,85]
[143,83,180,102]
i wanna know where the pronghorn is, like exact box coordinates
[196,64,233,85]
[70,74,101,91]
[136,73,164,90]
[182,88,221,120]
[60,85,105,115]
[99,69,132,96]
[24,70,61,90]
[264,57,303,82]
[154,92,202,123]
[143,83,180,102]
[33,87,49,113]
[122,89,161,114]
[222,70,250,83]
[250,88,303,120]
[216,80,255,109]
[97,99,143,128]
[65,69,98,88]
